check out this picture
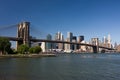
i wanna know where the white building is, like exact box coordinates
[81,41,87,52]
[41,42,46,52]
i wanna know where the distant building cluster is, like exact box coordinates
[39,32,117,53]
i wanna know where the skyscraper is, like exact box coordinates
[107,34,111,48]
[54,32,64,49]
[67,32,73,50]
[72,36,77,50]
[46,34,52,51]
[78,36,84,42]
[107,34,111,44]
[77,35,84,50]
[103,34,112,48]
[67,32,73,42]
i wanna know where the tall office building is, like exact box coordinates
[77,35,84,50]
[107,34,111,48]
[67,32,73,50]
[46,34,52,51]
[103,34,112,48]
[103,36,107,44]
[72,36,77,50]
[54,32,64,49]
[67,32,73,42]
[78,36,84,42]
[107,34,111,44]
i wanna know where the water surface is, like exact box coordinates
[0,53,120,80]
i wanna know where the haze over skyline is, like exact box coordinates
[0,0,120,44]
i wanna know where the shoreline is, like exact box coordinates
[0,53,56,58]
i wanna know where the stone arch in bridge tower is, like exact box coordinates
[16,22,30,49]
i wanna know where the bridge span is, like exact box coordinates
[0,22,115,53]
[0,36,115,53]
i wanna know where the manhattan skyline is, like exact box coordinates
[0,0,120,44]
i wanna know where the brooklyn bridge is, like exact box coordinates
[0,22,115,53]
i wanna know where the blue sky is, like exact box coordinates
[0,0,120,44]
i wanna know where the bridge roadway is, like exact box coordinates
[0,36,114,50]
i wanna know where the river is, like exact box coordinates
[0,53,120,80]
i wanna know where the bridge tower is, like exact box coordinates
[91,38,99,53]
[16,22,30,49]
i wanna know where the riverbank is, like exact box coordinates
[0,53,56,58]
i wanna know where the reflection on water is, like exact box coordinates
[0,53,120,80]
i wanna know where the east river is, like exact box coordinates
[0,53,120,80]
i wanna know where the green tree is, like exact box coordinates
[29,46,42,54]
[0,37,11,54]
[34,46,42,54]
[29,47,34,53]
[18,44,29,54]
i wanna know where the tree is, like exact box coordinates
[34,46,42,53]
[18,44,29,54]
[29,47,34,53]
[29,46,42,54]
[0,37,11,54]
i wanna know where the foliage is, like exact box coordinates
[18,44,29,54]
[29,47,34,53]
[29,46,42,54]
[0,37,11,54]
[34,46,42,53]
[8,48,18,54]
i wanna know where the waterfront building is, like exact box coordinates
[107,34,112,48]
[77,35,84,49]
[41,42,46,52]
[67,32,73,50]
[58,33,64,49]
[114,42,117,49]
[46,34,52,51]
[31,42,41,47]
[54,33,58,49]
[67,32,73,42]
[72,36,77,50]
[103,34,112,48]
[64,38,71,52]
[78,36,84,42]
[54,32,64,50]
[104,36,107,44]
[80,41,87,52]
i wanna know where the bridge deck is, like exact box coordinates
[0,36,115,50]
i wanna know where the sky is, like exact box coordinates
[0,0,120,45]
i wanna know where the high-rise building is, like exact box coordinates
[78,36,84,42]
[67,32,73,42]
[103,34,112,48]
[54,32,64,49]
[107,34,111,44]
[67,32,73,50]
[114,42,117,49]
[104,36,107,44]
[77,35,84,50]
[107,34,111,48]
[72,36,77,50]
[46,34,52,51]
